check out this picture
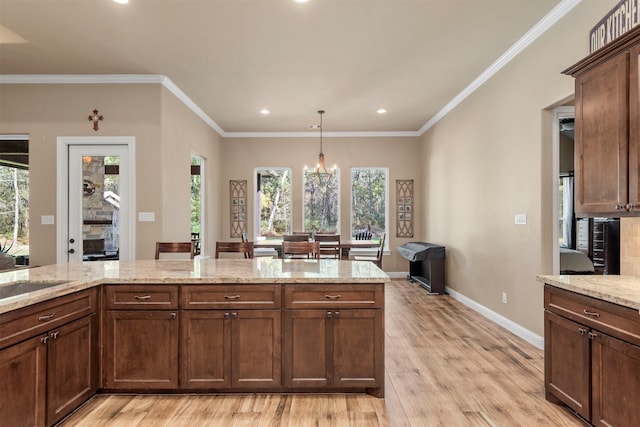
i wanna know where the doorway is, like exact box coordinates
[552,106,575,274]
[56,137,136,263]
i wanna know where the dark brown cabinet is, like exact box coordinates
[103,285,179,389]
[544,285,640,426]
[283,284,384,397]
[565,28,640,216]
[0,289,98,427]
[180,309,281,389]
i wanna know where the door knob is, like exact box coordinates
[68,248,75,254]
[69,238,75,243]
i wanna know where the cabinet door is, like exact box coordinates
[629,44,640,211]
[544,311,591,420]
[180,310,231,389]
[47,314,98,426]
[283,310,331,388]
[232,310,281,388]
[104,310,178,389]
[591,332,640,427]
[574,52,629,213]
[0,335,47,427]
[333,309,383,389]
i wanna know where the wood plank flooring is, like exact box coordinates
[59,280,583,426]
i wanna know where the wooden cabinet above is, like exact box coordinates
[564,27,640,216]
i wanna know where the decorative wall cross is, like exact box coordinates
[88,109,104,131]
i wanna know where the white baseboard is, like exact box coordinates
[445,286,544,350]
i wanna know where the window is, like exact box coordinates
[351,168,388,242]
[303,169,340,233]
[256,168,292,238]
[559,175,574,247]
[0,137,29,265]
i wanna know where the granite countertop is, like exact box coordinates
[0,258,389,315]
[537,274,640,313]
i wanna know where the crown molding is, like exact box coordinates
[417,0,582,136]
[224,130,420,138]
[0,74,164,84]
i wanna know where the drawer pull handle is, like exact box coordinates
[325,294,341,300]
[224,295,240,300]
[583,309,600,318]
[38,313,55,321]
[134,295,151,300]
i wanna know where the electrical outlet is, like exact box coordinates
[514,214,527,225]
[502,292,507,304]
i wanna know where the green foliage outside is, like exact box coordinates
[304,170,339,233]
[191,156,201,234]
[259,169,291,237]
[351,169,386,238]
[0,166,29,255]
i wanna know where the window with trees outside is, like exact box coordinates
[303,169,339,233]
[351,167,388,246]
[256,168,292,239]
[0,138,29,266]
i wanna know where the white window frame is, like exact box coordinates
[253,167,293,239]
[349,167,389,252]
[302,167,341,233]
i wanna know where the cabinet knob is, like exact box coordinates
[626,203,636,211]
[327,311,333,318]
[224,312,230,319]
[169,312,177,320]
[578,328,587,335]
[50,332,59,340]
[334,311,340,318]
[588,331,598,340]
[615,204,623,210]
[40,336,50,344]
[231,312,238,319]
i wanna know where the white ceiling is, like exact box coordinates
[0,0,570,135]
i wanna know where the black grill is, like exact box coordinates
[398,242,446,294]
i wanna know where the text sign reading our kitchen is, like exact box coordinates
[590,0,640,53]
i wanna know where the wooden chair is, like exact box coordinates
[282,241,320,259]
[283,234,310,242]
[354,233,386,269]
[155,241,195,259]
[313,233,341,259]
[215,241,254,259]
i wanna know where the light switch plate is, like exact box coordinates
[41,215,55,225]
[138,212,155,222]
[514,214,527,225]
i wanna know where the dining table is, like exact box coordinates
[253,239,379,259]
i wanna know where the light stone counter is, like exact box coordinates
[537,274,640,314]
[0,258,389,315]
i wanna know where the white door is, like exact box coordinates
[57,137,135,263]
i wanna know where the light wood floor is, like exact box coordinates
[59,280,583,427]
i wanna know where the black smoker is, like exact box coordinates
[398,242,446,295]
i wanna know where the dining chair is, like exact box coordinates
[155,241,195,259]
[283,234,310,242]
[282,241,320,259]
[354,233,386,269]
[313,233,341,259]
[215,241,254,259]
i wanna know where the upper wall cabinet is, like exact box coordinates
[564,27,640,216]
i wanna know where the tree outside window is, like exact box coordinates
[0,166,29,258]
[351,168,387,241]
[303,169,340,233]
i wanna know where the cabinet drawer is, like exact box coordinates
[284,284,383,309]
[0,288,98,350]
[544,285,640,346]
[181,285,281,309]
[104,284,178,309]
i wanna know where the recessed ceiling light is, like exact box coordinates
[377,108,387,114]
[113,0,129,4]
[294,0,310,3]
[260,109,270,115]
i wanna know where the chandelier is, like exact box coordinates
[314,110,336,176]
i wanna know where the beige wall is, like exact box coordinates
[220,136,422,272]
[0,83,221,264]
[419,0,619,335]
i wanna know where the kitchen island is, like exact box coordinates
[0,258,388,427]
[537,274,640,427]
